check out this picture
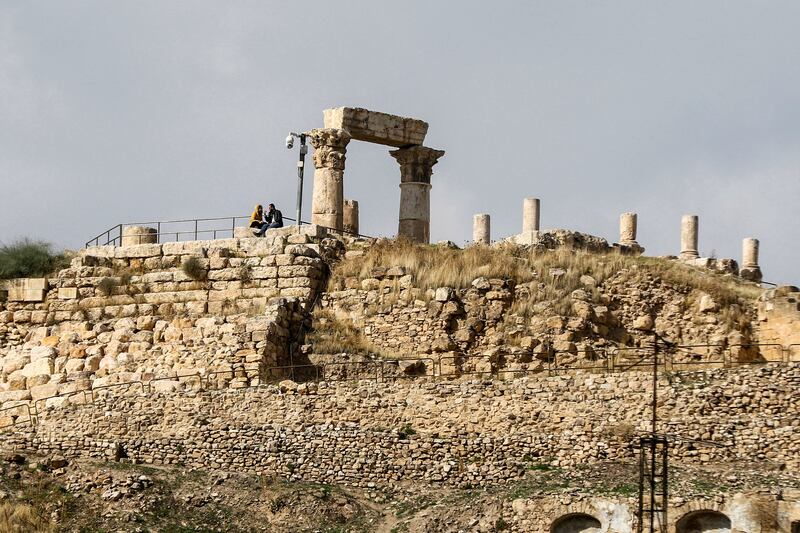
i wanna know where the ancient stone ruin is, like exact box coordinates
[309,107,444,243]
[0,107,796,532]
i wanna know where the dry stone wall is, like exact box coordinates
[321,266,763,372]
[0,227,343,411]
[1,364,797,488]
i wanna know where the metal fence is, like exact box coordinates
[85,214,370,248]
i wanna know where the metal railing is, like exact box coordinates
[86,214,371,248]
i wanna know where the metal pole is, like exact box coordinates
[652,333,658,435]
[296,133,307,226]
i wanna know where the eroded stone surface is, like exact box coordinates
[323,107,428,147]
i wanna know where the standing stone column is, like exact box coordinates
[680,215,699,260]
[389,146,445,243]
[343,199,359,236]
[523,197,540,233]
[617,212,644,254]
[122,226,157,246]
[309,128,351,231]
[740,237,762,282]
[473,214,490,245]
[619,213,638,246]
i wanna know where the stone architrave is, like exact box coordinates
[389,146,445,244]
[680,215,699,260]
[740,237,763,282]
[473,214,490,245]
[523,198,540,234]
[323,107,428,147]
[343,199,359,236]
[309,128,351,232]
[122,226,157,247]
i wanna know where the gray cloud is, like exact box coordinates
[1,1,798,283]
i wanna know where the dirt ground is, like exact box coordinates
[0,453,796,532]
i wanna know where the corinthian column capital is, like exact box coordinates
[309,128,351,170]
[389,146,445,184]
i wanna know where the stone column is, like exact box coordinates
[740,237,762,282]
[680,215,699,259]
[343,199,359,236]
[389,146,445,243]
[619,212,638,246]
[473,214,490,245]
[121,226,157,246]
[309,128,351,231]
[523,197,540,233]
[742,238,759,268]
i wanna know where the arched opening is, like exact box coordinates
[675,510,732,533]
[791,520,799,533]
[550,513,602,533]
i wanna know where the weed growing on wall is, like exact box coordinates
[181,256,207,281]
[96,277,119,296]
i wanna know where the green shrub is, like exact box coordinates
[0,239,70,279]
[181,256,207,280]
[397,424,416,440]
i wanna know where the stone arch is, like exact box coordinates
[550,512,602,533]
[675,510,731,533]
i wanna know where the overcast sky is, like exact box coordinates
[1,1,798,283]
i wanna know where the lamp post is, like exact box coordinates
[286,132,308,226]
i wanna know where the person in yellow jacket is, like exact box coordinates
[249,204,269,236]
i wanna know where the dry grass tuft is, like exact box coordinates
[181,256,207,281]
[307,309,390,357]
[635,257,762,305]
[0,502,56,533]
[332,238,760,304]
[96,277,119,296]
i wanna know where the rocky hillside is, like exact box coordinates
[312,235,775,375]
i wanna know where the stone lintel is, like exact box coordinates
[323,107,428,147]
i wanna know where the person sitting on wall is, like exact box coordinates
[265,203,284,229]
[249,204,270,237]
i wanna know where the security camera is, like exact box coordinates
[285,134,294,149]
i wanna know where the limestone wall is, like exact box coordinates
[757,286,800,354]
[1,364,796,488]
[321,267,766,370]
[0,229,342,410]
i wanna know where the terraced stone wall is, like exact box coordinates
[0,365,796,489]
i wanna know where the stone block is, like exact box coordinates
[5,278,48,291]
[0,390,31,402]
[284,244,319,257]
[8,289,46,302]
[234,226,257,239]
[114,243,162,258]
[239,239,283,257]
[323,107,428,147]
[20,358,54,378]
[82,245,115,258]
[30,383,60,401]
[30,346,56,361]
[162,241,208,257]
[58,287,79,299]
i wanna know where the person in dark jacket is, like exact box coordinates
[265,203,283,229]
